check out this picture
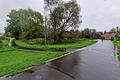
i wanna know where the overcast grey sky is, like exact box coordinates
[0,0,120,33]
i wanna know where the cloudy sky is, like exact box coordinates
[0,0,120,33]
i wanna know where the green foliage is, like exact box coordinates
[5,8,44,40]
[81,28,99,39]
[63,30,82,41]
[45,0,81,43]
[112,40,120,59]
[0,36,3,40]
[0,38,2,48]
[25,38,45,45]
[0,40,2,48]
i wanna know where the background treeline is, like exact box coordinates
[4,0,100,44]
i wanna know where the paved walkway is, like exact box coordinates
[1,40,120,80]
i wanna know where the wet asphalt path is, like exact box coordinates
[1,40,120,80]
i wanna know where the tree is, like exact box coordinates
[5,10,22,39]
[110,28,116,33]
[5,8,44,40]
[81,28,91,39]
[44,0,81,43]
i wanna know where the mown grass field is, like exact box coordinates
[0,39,96,77]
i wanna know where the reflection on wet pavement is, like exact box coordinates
[1,40,120,80]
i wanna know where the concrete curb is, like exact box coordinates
[46,48,83,63]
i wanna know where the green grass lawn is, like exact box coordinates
[0,40,66,77]
[112,40,120,59]
[15,39,96,49]
[0,39,96,77]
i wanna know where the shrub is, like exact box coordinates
[26,38,45,45]
[0,36,4,40]
[0,39,2,48]
[64,38,84,43]
[46,39,54,45]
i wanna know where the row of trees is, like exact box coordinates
[5,0,82,44]
[81,28,103,39]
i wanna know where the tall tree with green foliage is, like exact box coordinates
[5,8,44,40]
[5,9,22,39]
[44,0,81,43]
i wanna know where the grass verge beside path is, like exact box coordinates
[112,40,120,59]
[16,39,96,49]
[0,40,66,77]
[0,39,96,77]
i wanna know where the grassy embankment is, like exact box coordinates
[15,39,96,49]
[0,39,96,76]
[112,40,120,59]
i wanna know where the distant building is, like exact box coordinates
[102,32,116,40]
